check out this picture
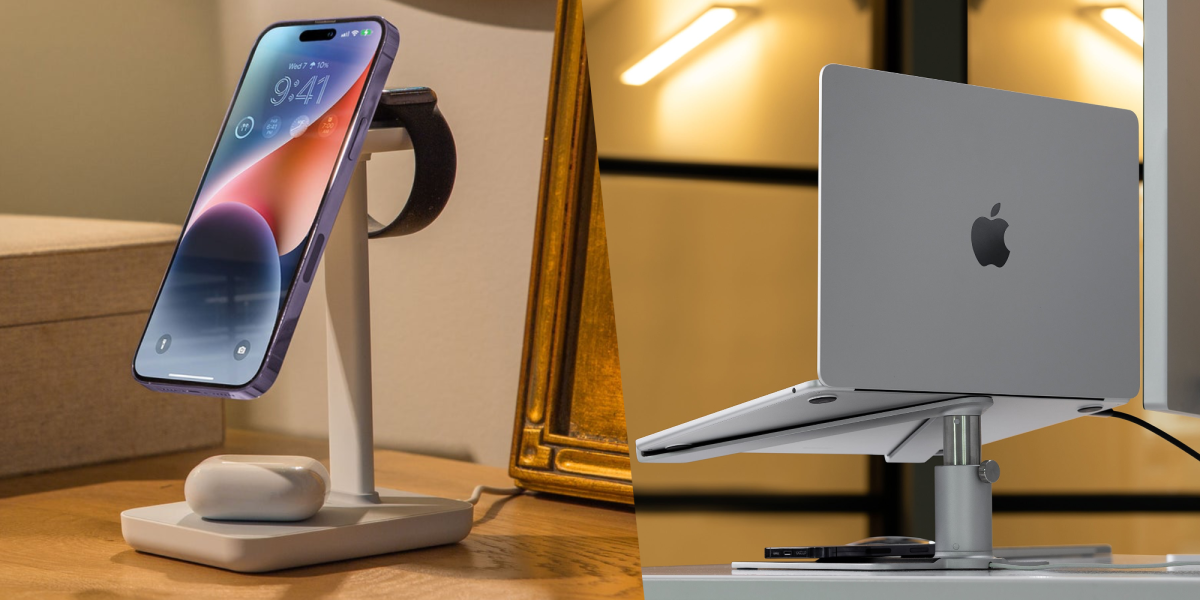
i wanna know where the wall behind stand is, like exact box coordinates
[0,0,227,224]
[215,0,557,467]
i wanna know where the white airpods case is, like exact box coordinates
[184,455,330,522]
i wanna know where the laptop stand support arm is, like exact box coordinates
[733,396,1016,570]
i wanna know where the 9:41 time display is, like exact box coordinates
[271,75,329,106]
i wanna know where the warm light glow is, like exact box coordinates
[620,7,739,86]
[1100,6,1143,46]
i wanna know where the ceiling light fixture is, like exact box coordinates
[1100,6,1143,46]
[620,7,739,86]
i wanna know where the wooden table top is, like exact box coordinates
[0,430,642,599]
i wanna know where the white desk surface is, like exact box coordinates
[643,556,1200,600]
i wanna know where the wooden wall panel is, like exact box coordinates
[604,176,869,496]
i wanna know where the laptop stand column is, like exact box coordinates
[932,412,1002,569]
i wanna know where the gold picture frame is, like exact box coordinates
[508,0,632,504]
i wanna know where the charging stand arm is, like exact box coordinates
[326,150,380,502]
[327,87,455,502]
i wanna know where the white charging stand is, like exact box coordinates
[120,127,474,573]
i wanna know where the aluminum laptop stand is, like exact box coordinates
[735,396,1000,570]
[637,387,1126,571]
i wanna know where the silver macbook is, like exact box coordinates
[636,64,1140,464]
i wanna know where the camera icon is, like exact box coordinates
[233,340,251,361]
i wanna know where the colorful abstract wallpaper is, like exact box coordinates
[135,21,380,386]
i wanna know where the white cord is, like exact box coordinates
[990,561,1200,571]
[461,485,525,506]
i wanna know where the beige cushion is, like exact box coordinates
[0,215,181,328]
[0,214,222,478]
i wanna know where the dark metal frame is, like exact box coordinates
[599,158,816,186]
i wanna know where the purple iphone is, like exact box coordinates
[133,17,397,398]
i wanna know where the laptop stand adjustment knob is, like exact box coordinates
[977,460,1000,483]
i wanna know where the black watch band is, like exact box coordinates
[366,87,456,238]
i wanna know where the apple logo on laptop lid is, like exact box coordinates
[971,203,1010,267]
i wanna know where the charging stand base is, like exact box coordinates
[121,488,472,573]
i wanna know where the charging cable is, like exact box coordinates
[461,485,525,506]
[991,560,1200,571]
[1090,409,1200,463]
[1002,411,1200,573]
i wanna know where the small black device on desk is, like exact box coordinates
[766,537,935,560]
